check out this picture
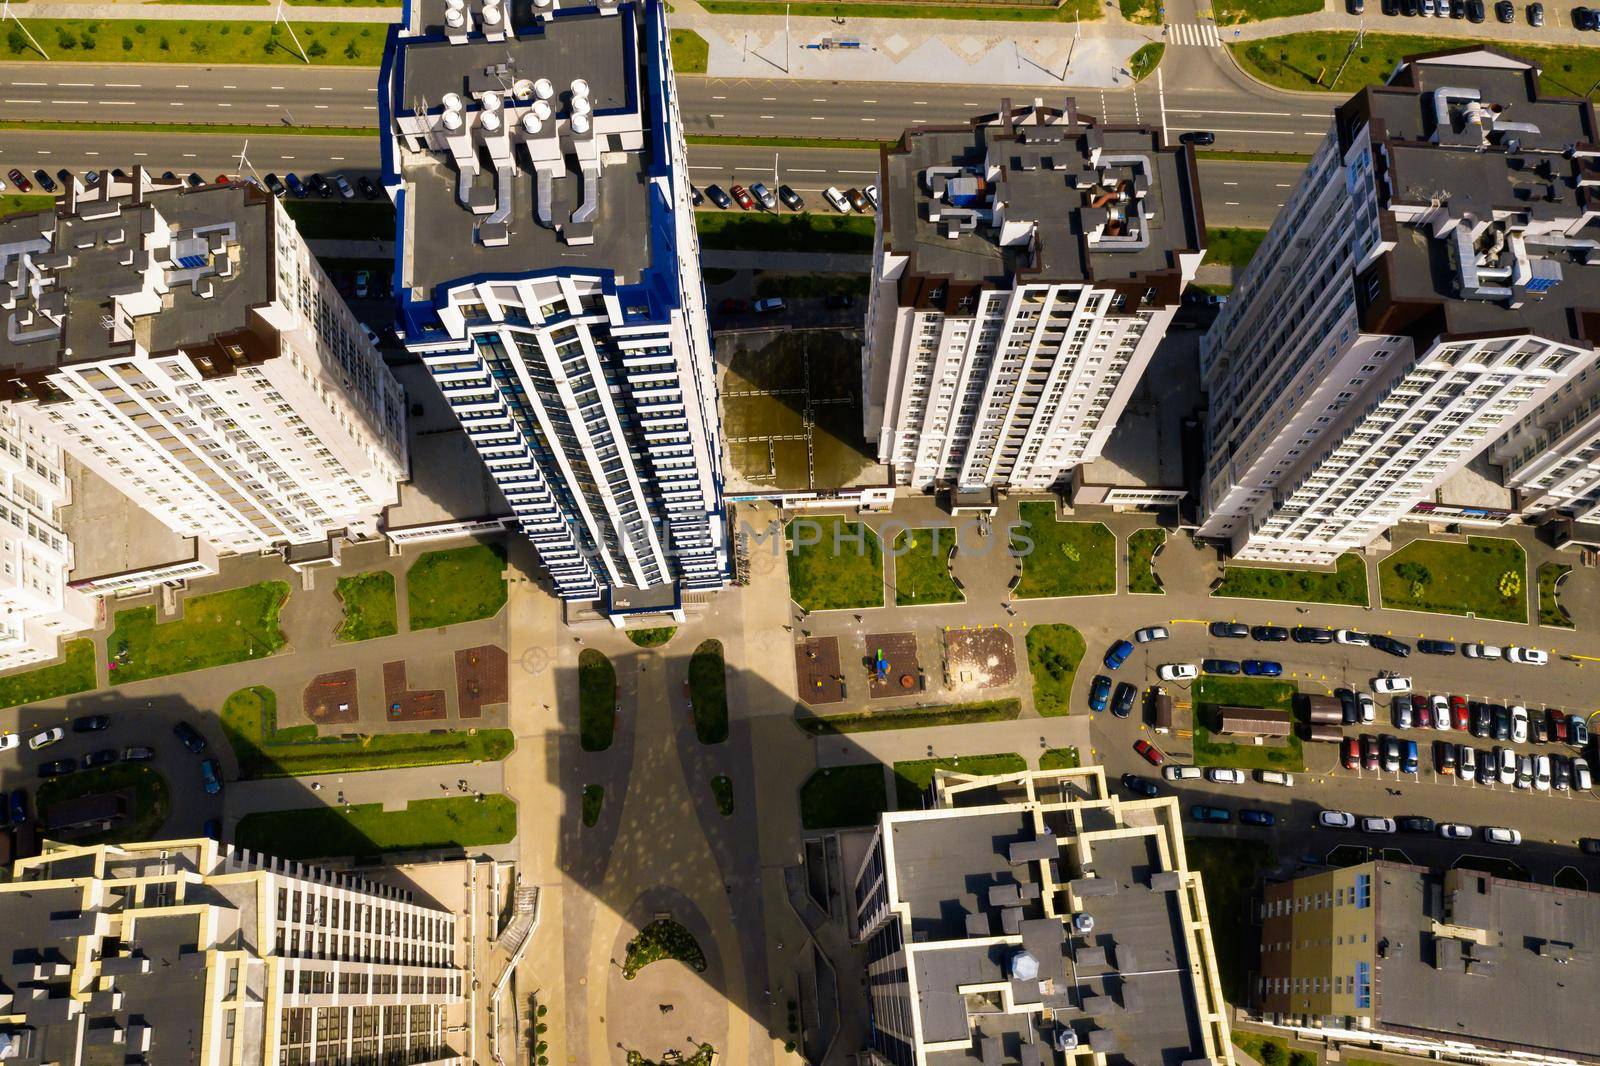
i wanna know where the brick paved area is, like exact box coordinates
[382,660,446,721]
[864,632,923,699]
[794,636,844,705]
[942,628,1017,690]
[302,670,359,726]
[454,644,507,719]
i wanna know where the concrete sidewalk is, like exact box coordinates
[813,713,1092,770]
[225,760,507,819]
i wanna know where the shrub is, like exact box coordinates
[159,35,170,50]
[8,27,28,54]
[1258,1043,1286,1066]
[308,39,327,57]
[122,35,133,50]
[1394,561,1431,585]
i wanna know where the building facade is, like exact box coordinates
[851,765,1233,1066]
[381,0,728,618]
[0,176,409,560]
[864,100,1205,495]
[1198,48,1600,565]
[1259,860,1600,1066]
[0,410,96,670]
[0,837,465,1064]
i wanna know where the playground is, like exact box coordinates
[865,632,924,700]
[793,635,846,705]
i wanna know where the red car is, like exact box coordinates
[1411,693,1432,729]
[1133,739,1165,766]
[1361,734,1380,771]
[1450,695,1468,731]
[729,184,754,210]
[1341,737,1360,770]
[1549,709,1569,743]
[7,168,32,193]
[215,174,231,184]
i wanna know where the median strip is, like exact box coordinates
[0,119,378,138]
[686,133,889,151]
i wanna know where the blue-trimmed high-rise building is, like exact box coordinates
[380,0,728,620]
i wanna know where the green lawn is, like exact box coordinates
[1215,553,1368,606]
[1040,746,1080,771]
[407,543,507,629]
[670,28,708,73]
[787,515,884,611]
[1233,33,1600,101]
[700,0,1100,19]
[1378,536,1527,623]
[1192,676,1303,772]
[0,639,96,709]
[581,784,604,828]
[1539,563,1573,628]
[1127,528,1165,595]
[626,626,677,648]
[1214,0,1321,23]
[1233,1033,1318,1066]
[1025,623,1086,718]
[622,918,707,980]
[334,570,397,642]
[711,775,734,816]
[1129,42,1164,81]
[800,763,888,829]
[0,193,55,220]
[1206,226,1268,268]
[1184,837,1273,1003]
[892,526,962,606]
[893,753,1026,808]
[1012,502,1116,598]
[579,649,617,752]
[697,212,876,255]
[3,18,388,64]
[1120,0,1161,21]
[36,763,170,844]
[688,639,729,744]
[219,685,513,779]
[109,582,289,684]
[236,795,516,859]
[795,697,1020,736]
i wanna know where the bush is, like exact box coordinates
[308,39,327,57]
[1394,561,1431,585]
[122,35,133,50]
[8,27,27,54]
[1259,1043,1286,1066]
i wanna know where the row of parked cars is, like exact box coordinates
[1385,694,1590,747]
[1,718,221,796]
[2,166,382,202]
[1316,808,1524,845]
[694,181,877,215]
[1346,730,1594,791]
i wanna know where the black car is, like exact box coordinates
[1401,0,1418,12]
[1470,702,1491,737]
[1491,704,1511,740]
[1251,625,1290,642]
[1417,638,1456,656]
[1111,681,1138,719]
[704,184,733,209]
[1398,815,1436,834]
[56,168,73,188]
[1532,716,1549,744]
[1582,838,1600,857]
[1202,658,1242,675]
[1335,688,1359,726]
[123,746,156,762]
[689,184,704,206]
[173,721,208,754]
[311,173,334,198]
[1434,741,1457,775]
[32,169,58,194]
[1179,131,1216,145]
[38,759,75,778]
[10,789,27,825]
[824,292,856,310]
[1369,634,1411,658]
[264,173,287,197]
[1209,621,1250,640]
[1291,626,1334,644]
[83,748,119,769]
[778,184,805,210]
[1528,1,1543,23]
[1466,0,1484,19]
[1494,0,1513,17]
[185,172,206,188]
[1381,0,1399,11]
[1576,5,1595,28]
[1121,773,1159,798]
[357,176,379,199]
[1348,0,1364,10]
[72,714,110,733]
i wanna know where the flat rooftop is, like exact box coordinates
[1374,865,1600,1058]
[882,103,1202,289]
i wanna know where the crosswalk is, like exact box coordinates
[1166,21,1223,46]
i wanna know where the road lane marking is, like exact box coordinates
[1168,107,1291,117]
[51,100,89,105]
[4,99,41,104]
[1223,181,1238,186]
[99,101,136,106]
[105,83,141,88]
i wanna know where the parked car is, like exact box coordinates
[752,297,786,314]
[1450,695,1468,731]
[1190,805,1231,823]
[1466,0,1485,20]
[1202,658,1241,675]
[1121,773,1160,797]
[1534,754,1552,792]
[1163,765,1203,781]
[845,187,870,212]
[1570,716,1589,747]
[1479,748,1499,785]
[1431,694,1450,731]
[1104,640,1134,670]
[1370,634,1411,657]
[1250,625,1289,642]
[1552,754,1571,791]
[37,759,75,778]
[1210,621,1250,639]
[1381,736,1402,772]
[358,176,379,199]
[1458,745,1477,779]
[1393,696,1413,730]
[1240,809,1277,827]
[1403,740,1419,774]
[1361,735,1380,770]
[1179,131,1216,145]
[1495,747,1516,785]
[307,173,332,197]
[1336,688,1359,726]
[200,757,224,796]
[1507,646,1548,666]
[1398,815,1435,834]
[1335,629,1369,646]
[1134,626,1169,643]
[1373,675,1412,694]
[1413,694,1433,730]
[705,184,733,209]
[122,746,156,762]
[822,186,852,213]
[32,170,57,194]
[1528,0,1543,23]
[173,721,207,754]
[1434,741,1456,775]
[1439,822,1473,840]
[1574,756,1593,791]
[28,728,64,751]
[1256,770,1294,787]
[1495,0,1514,18]
[263,172,287,197]
[1516,754,1535,790]
[863,185,880,210]
[778,184,805,210]
[285,172,307,198]
[1342,737,1362,770]
[1111,681,1138,719]
[1291,626,1334,644]
[1548,709,1568,744]
[1133,739,1164,766]
[83,749,119,769]
[331,174,355,199]
[824,292,856,310]
[689,184,704,206]
[1469,701,1490,737]
[1157,663,1198,682]
[1512,705,1529,744]
[1483,826,1522,846]
[1574,4,1594,27]
[1206,768,1246,785]
[0,733,16,752]
[1242,659,1282,677]
[1463,642,1503,660]
[1532,714,1549,745]
[1361,816,1397,835]
[729,184,755,210]
[10,790,27,825]
[1417,638,1457,656]
[1318,810,1357,829]
[8,169,33,193]
[72,715,110,733]
[1088,674,1112,713]
[1491,703,1511,740]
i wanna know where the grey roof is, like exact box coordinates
[881,102,1202,289]
[1373,865,1600,1058]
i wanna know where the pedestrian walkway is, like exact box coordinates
[1165,21,1222,46]
[225,761,506,820]
[814,715,1092,770]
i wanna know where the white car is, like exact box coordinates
[1372,675,1412,694]
[1360,816,1397,835]
[1431,694,1450,730]
[863,184,880,211]
[1335,629,1370,646]
[1516,754,1535,790]
[1534,754,1552,792]
[0,732,17,752]
[1483,826,1522,846]
[822,186,851,213]
[1135,626,1170,643]
[1496,747,1517,786]
[1438,822,1473,840]
[1463,642,1503,660]
[1511,705,1529,744]
[1162,765,1203,781]
[1255,770,1295,787]
[1358,693,1376,725]
[1318,810,1357,829]
[1506,646,1548,666]
[1573,757,1593,792]
[1459,746,1477,778]
[27,727,64,750]
[1158,663,1199,681]
[1205,768,1246,785]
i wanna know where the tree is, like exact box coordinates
[6,27,27,55]
[1258,1042,1286,1066]
[307,38,327,57]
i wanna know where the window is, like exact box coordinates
[1353,873,1371,908]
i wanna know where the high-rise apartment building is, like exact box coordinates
[851,764,1233,1066]
[1198,48,1600,565]
[0,410,96,670]
[863,100,1205,494]
[0,176,409,557]
[0,837,465,1064]
[381,0,727,618]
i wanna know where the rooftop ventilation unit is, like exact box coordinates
[1010,950,1040,981]
[1072,912,1094,935]
[534,78,554,100]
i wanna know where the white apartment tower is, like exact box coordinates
[0,410,96,670]
[0,837,466,1064]
[0,177,409,557]
[381,0,728,620]
[1199,48,1600,564]
[864,100,1206,494]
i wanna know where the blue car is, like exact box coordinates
[1242,659,1283,677]
[1089,674,1112,713]
[1121,773,1160,798]
[1104,640,1135,670]
[1571,716,1590,747]
[1402,740,1419,775]
[1202,658,1242,675]
[200,757,223,796]
[1240,809,1277,827]
[10,789,28,825]
[1190,805,1231,823]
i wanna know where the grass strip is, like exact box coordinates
[800,763,888,829]
[0,119,377,137]
[579,649,617,752]
[1206,226,1268,269]
[1,193,58,220]
[688,640,729,744]
[1026,623,1086,717]
[1378,536,1527,623]
[1040,746,1080,770]
[786,514,884,610]
[1012,501,1116,598]
[1185,837,1274,1003]
[0,639,97,710]
[1214,0,1321,24]
[626,626,676,648]
[1130,42,1164,81]
[581,784,604,827]
[236,795,516,859]
[671,28,708,73]
[109,581,289,683]
[1215,553,1368,606]
[1196,149,1314,163]
[1538,563,1573,629]
[795,697,1020,736]
[892,526,962,606]
[699,0,1100,21]
[711,774,734,816]
[686,133,889,150]
[697,212,876,255]
[894,753,1027,807]
[2,18,389,65]
[1127,528,1165,595]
